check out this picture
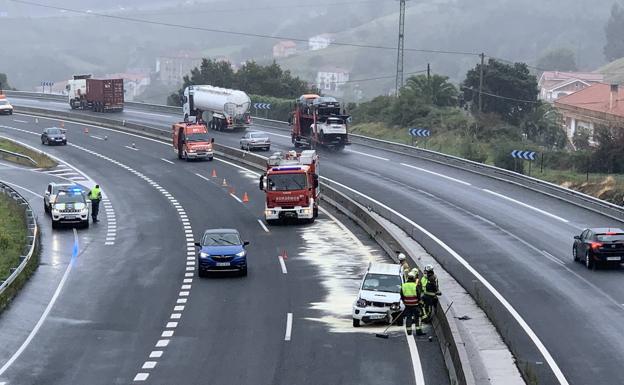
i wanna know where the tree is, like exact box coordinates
[404,74,458,107]
[604,3,624,61]
[463,59,539,125]
[0,73,11,90]
[537,48,577,71]
[521,104,567,149]
[572,127,591,150]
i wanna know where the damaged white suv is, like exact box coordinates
[352,263,405,327]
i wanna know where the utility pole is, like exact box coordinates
[395,0,407,95]
[427,63,431,80]
[478,53,485,113]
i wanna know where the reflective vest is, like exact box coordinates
[422,274,438,296]
[401,282,419,306]
[89,187,102,200]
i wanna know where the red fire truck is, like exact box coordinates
[172,122,214,161]
[259,150,320,224]
[289,94,350,150]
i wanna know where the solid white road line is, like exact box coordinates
[400,163,472,186]
[541,250,565,266]
[321,176,571,385]
[284,313,293,341]
[482,189,569,223]
[0,229,78,377]
[12,119,28,123]
[91,135,105,140]
[405,329,426,385]
[278,256,287,274]
[230,193,243,203]
[160,158,174,164]
[124,145,139,151]
[347,149,390,161]
[257,219,270,233]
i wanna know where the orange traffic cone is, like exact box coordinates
[211,169,217,178]
[242,192,249,203]
[83,127,89,134]
[222,178,227,187]
[281,249,288,260]
[60,121,64,128]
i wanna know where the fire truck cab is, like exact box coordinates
[259,150,320,224]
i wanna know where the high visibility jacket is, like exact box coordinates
[422,274,438,296]
[89,187,102,200]
[401,282,419,306]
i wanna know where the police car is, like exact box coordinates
[50,187,90,229]
[44,182,77,214]
[352,263,405,327]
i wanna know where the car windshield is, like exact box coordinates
[187,132,210,142]
[55,192,84,204]
[251,132,267,138]
[47,128,61,135]
[202,232,241,246]
[597,234,624,242]
[53,185,74,194]
[267,173,307,191]
[361,273,402,293]
[0,100,8,106]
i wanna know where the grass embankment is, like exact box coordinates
[350,123,624,205]
[0,194,27,280]
[0,138,57,168]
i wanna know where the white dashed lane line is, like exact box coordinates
[284,313,293,341]
[160,158,174,164]
[257,219,269,233]
[124,145,139,151]
[63,143,194,383]
[346,149,390,161]
[278,254,287,274]
[482,188,569,223]
[400,162,472,186]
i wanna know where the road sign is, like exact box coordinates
[253,103,271,110]
[408,128,431,137]
[510,150,537,161]
[41,81,54,87]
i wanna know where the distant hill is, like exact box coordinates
[598,57,624,84]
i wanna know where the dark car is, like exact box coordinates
[41,127,67,145]
[195,229,249,277]
[573,227,624,269]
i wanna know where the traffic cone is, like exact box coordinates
[242,192,249,203]
[222,178,227,187]
[211,169,217,177]
[281,249,288,260]
[104,135,108,141]
[132,143,136,149]
[83,127,89,134]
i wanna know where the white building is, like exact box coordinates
[538,71,604,103]
[316,68,350,93]
[309,34,333,51]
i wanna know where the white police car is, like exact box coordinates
[50,188,90,229]
[352,263,405,327]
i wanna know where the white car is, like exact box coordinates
[50,188,90,229]
[313,117,347,136]
[352,263,405,327]
[0,97,13,115]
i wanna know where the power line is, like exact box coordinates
[344,69,427,84]
[461,86,540,104]
[10,0,479,56]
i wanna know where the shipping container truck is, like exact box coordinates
[66,75,124,112]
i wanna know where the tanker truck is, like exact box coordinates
[183,85,252,131]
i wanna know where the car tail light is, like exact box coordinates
[591,242,603,250]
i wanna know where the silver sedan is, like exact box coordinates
[240,131,271,151]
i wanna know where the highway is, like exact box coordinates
[8,96,624,385]
[0,114,449,385]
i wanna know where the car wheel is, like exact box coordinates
[352,318,360,327]
[198,269,206,278]
[585,250,595,270]
[63,141,67,145]
[573,246,578,262]
[240,268,248,277]
[51,220,59,229]
[208,156,213,161]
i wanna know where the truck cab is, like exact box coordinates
[259,150,319,224]
[172,122,214,161]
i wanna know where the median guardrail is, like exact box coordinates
[8,104,479,385]
[0,148,38,167]
[0,181,39,313]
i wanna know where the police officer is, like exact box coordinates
[89,184,102,222]
[398,253,410,280]
[401,271,425,336]
[421,264,441,323]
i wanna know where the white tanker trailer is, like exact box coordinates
[183,85,252,131]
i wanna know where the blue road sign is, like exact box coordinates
[254,103,271,110]
[408,128,431,137]
[41,81,54,87]
[510,150,537,161]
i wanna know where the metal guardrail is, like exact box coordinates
[4,90,65,102]
[0,181,39,312]
[0,148,38,167]
[11,93,624,221]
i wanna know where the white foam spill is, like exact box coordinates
[298,218,392,333]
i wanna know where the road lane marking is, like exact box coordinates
[230,193,243,203]
[124,145,139,151]
[401,163,472,186]
[266,132,291,139]
[278,255,287,274]
[541,250,564,266]
[149,351,163,358]
[166,322,178,329]
[91,135,104,140]
[347,149,389,161]
[257,219,269,233]
[285,313,293,341]
[133,373,149,382]
[321,176,571,385]
[142,361,157,369]
[155,340,169,347]
[195,172,211,182]
[161,330,174,338]
[0,229,79,377]
[12,119,28,123]
[482,189,569,223]
[405,329,426,385]
[1,181,44,199]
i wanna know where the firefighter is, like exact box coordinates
[421,264,441,323]
[398,253,410,280]
[401,271,425,336]
[89,184,102,223]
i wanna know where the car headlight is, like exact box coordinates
[236,250,246,257]
[188,149,196,153]
[74,202,86,210]
[199,252,210,258]
[390,303,400,311]
[356,298,367,307]
[54,203,66,210]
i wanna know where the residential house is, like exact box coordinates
[309,34,333,51]
[538,71,604,102]
[105,72,151,101]
[316,68,350,95]
[273,41,297,58]
[554,83,624,140]
[156,52,203,86]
